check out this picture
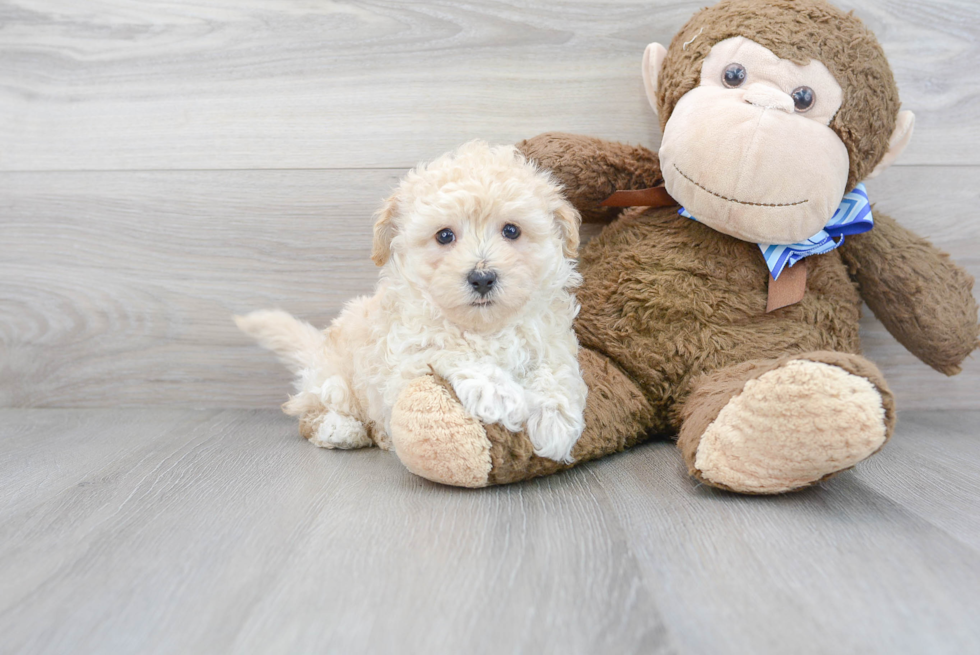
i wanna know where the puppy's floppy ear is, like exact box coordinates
[371,192,399,267]
[554,198,581,258]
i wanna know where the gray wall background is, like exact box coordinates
[2,0,977,409]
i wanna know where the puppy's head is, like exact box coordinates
[372,140,580,332]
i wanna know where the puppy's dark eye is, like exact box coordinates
[723,63,746,88]
[791,86,815,112]
[502,223,521,240]
[435,228,455,245]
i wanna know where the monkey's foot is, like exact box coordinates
[390,376,493,488]
[679,353,894,494]
[388,348,659,487]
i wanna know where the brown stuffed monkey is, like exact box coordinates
[384,0,979,493]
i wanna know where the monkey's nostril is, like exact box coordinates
[467,270,497,297]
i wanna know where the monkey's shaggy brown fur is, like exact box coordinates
[472,132,976,487]
[386,0,978,492]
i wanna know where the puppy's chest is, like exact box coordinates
[457,332,541,373]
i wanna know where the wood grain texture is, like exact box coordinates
[597,410,980,655]
[0,169,395,408]
[2,166,977,409]
[0,0,978,171]
[0,408,672,655]
[1,408,978,654]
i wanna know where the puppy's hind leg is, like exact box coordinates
[286,375,372,450]
[305,411,372,449]
[236,309,372,449]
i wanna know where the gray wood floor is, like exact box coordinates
[2,409,979,655]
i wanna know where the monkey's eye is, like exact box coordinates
[722,63,746,88]
[435,228,455,245]
[792,86,815,112]
[502,223,521,240]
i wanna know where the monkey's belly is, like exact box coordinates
[573,208,863,404]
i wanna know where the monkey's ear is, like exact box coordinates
[867,110,915,180]
[371,192,400,266]
[554,198,581,259]
[642,43,668,118]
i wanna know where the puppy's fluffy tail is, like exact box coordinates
[234,309,326,374]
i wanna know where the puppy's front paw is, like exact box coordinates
[452,374,529,433]
[527,406,584,464]
[309,412,372,449]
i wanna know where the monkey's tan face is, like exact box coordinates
[659,37,849,245]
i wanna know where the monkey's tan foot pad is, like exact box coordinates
[390,375,493,488]
[691,360,888,494]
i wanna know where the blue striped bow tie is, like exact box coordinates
[679,183,874,280]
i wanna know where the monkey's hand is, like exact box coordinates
[840,211,979,375]
[517,133,663,224]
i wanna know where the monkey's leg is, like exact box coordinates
[676,351,896,494]
[388,348,659,487]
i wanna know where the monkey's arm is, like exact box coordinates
[517,133,662,224]
[839,212,979,375]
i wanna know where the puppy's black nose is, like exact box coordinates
[467,270,497,297]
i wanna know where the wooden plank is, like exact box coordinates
[0,168,393,408]
[0,408,672,655]
[855,411,980,549]
[1,408,977,653]
[0,0,977,171]
[1,165,977,409]
[593,411,980,655]
[0,408,219,519]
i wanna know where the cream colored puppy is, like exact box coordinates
[236,141,587,463]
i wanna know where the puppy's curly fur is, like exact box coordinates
[237,141,587,463]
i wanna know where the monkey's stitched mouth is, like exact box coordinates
[674,164,808,208]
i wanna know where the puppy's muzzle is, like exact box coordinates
[467,269,497,298]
